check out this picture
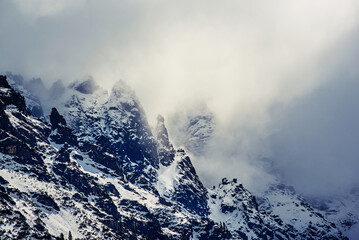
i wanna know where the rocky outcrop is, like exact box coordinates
[49,108,77,146]
[0,75,27,114]
[155,114,175,166]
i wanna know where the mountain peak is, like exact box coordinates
[155,114,175,166]
[109,80,136,102]
[112,79,130,91]
[0,75,27,114]
[0,75,11,88]
[157,114,165,123]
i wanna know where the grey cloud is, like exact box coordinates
[267,31,359,198]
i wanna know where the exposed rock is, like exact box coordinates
[155,114,175,166]
[50,108,67,129]
[0,75,27,114]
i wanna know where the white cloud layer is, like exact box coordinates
[1,0,359,197]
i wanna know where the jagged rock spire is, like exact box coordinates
[49,107,77,146]
[50,108,67,129]
[0,75,11,88]
[155,114,175,166]
[155,115,170,149]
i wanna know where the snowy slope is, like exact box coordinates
[50,78,159,187]
[0,74,349,240]
[0,75,231,239]
[257,182,346,239]
[309,191,359,239]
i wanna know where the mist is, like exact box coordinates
[1,0,359,198]
[267,31,359,198]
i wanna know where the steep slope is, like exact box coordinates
[256,183,346,239]
[309,191,359,239]
[155,115,209,216]
[0,76,166,239]
[0,75,348,240]
[165,96,352,239]
[0,75,232,239]
[5,72,44,119]
[208,178,347,240]
[210,179,292,240]
[154,112,346,239]
[52,79,159,188]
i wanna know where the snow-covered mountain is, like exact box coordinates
[309,191,359,239]
[0,75,349,239]
[166,93,359,240]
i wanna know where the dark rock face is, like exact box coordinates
[0,104,12,131]
[32,192,60,211]
[31,105,44,119]
[0,75,27,114]
[0,76,47,166]
[0,75,12,88]
[155,114,175,166]
[53,80,160,188]
[173,150,209,216]
[49,108,77,146]
[108,82,159,169]
[155,116,209,216]
[0,134,43,165]
[50,108,67,128]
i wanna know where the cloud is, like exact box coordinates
[12,0,85,21]
[1,0,359,196]
[266,30,359,198]
[190,27,359,196]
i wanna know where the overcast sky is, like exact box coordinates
[1,0,359,198]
